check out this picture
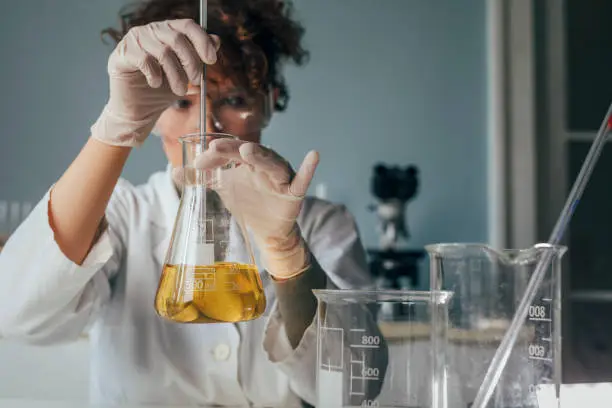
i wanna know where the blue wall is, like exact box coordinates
[0,0,167,195]
[0,0,488,282]
[268,0,488,250]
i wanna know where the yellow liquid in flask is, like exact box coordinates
[155,262,266,323]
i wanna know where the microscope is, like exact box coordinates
[367,163,424,292]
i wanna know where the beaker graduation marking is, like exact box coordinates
[344,327,382,401]
[187,268,216,292]
[350,328,382,349]
[319,326,344,370]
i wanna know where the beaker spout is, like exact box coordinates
[425,242,567,264]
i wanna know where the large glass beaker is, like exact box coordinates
[426,243,566,408]
[154,133,266,324]
[314,289,453,408]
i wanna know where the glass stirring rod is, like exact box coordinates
[200,0,207,137]
[197,0,208,250]
[472,101,612,408]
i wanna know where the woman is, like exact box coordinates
[0,0,379,406]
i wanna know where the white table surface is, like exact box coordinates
[0,401,240,408]
[537,382,612,407]
[1,384,612,408]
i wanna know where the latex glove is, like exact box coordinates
[190,138,320,279]
[91,19,219,147]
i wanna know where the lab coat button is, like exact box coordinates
[213,344,231,361]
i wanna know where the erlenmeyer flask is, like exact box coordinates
[154,133,266,324]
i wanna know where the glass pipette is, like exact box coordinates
[472,101,612,408]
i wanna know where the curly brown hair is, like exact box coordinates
[102,0,309,112]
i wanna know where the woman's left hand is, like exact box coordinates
[187,138,320,279]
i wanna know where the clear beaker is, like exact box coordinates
[314,289,453,408]
[426,243,566,408]
[154,133,266,324]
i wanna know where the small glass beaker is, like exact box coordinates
[426,243,566,408]
[154,133,266,324]
[314,289,453,408]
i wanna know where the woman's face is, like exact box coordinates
[155,76,268,167]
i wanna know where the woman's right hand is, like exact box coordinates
[91,19,219,147]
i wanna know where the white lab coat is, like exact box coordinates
[0,166,374,407]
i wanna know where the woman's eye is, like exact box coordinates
[173,99,192,110]
[221,95,249,109]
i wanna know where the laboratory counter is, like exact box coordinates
[2,324,611,407]
[0,402,302,408]
[2,383,612,408]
